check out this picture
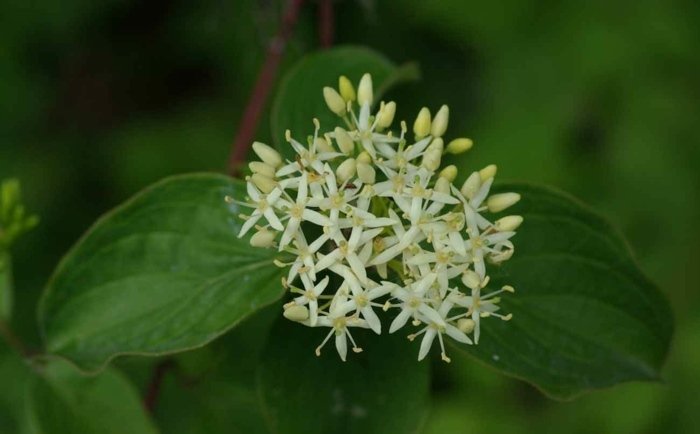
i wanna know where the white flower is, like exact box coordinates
[235,71,520,362]
[236,183,284,237]
[286,275,330,326]
[410,298,472,362]
[313,292,370,361]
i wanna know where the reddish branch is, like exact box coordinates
[227,0,306,176]
[319,0,334,48]
[143,359,175,414]
[0,320,34,358]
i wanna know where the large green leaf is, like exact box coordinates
[39,174,285,371]
[257,318,430,434]
[455,183,673,399]
[270,46,419,154]
[24,359,156,434]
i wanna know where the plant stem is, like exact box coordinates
[143,359,175,414]
[0,319,33,358]
[227,0,306,176]
[318,0,334,49]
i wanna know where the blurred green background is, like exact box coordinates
[1,0,698,433]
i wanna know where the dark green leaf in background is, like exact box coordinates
[153,305,278,434]
[454,183,673,399]
[258,318,430,434]
[39,174,285,371]
[270,46,419,155]
[25,358,157,434]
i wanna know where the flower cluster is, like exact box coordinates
[232,73,522,362]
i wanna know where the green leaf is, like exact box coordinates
[25,359,157,434]
[39,173,285,371]
[270,46,419,154]
[455,183,673,399]
[154,306,278,434]
[0,349,32,433]
[257,318,430,434]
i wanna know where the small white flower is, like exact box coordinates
[313,292,370,361]
[286,275,330,326]
[236,183,284,237]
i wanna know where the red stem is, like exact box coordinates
[227,0,306,176]
[319,0,334,49]
[143,360,175,414]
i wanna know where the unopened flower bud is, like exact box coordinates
[460,172,481,199]
[357,151,372,164]
[334,127,355,154]
[250,228,275,247]
[434,176,450,194]
[421,138,444,171]
[487,193,521,213]
[283,304,310,322]
[439,165,458,182]
[413,107,432,139]
[358,73,373,106]
[377,101,396,128]
[250,173,277,194]
[336,158,356,183]
[479,164,497,181]
[338,75,356,102]
[431,105,449,137]
[248,161,275,178]
[315,136,334,153]
[462,270,481,290]
[457,318,475,334]
[446,138,473,154]
[495,215,523,232]
[323,86,346,116]
[357,161,376,184]
[252,141,282,168]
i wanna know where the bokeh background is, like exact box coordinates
[2,0,699,433]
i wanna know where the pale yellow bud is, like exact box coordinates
[457,318,475,334]
[250,173,277,194]
[248,161,275,178]
[446,138,473,154]
[439,165,458,182]
[323,86,346,116]
[413,107,432,139]
[338,75,356,102]
[357,162,376,184]
[479,164,497,181]
[358,73,373,106]
[315,136,334,153]
[495,215,523,232]
[283,304,310,322]
[434,176,450,194]
[377,101,396,128]
[462,270,481,290]
[357,151,372,164]
[431,105,449,137]
[252,141,282,168]
[250,228,275,248]
[334,127,354,154]
[487,193,521,213]
[460,172,481,200]
[421,138,444,171]
[336,158,356,183]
